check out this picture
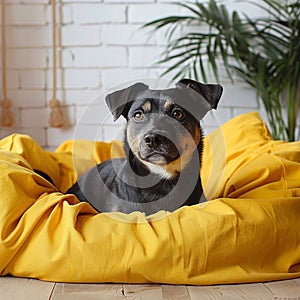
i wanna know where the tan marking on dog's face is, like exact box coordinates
[194,125,201,147]
[126,123,141,158]
[141,101,151,113]
[163,100,174,112]
[165,131,199,175]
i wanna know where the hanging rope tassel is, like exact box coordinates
[0,99,14,127]
[49,0,64,128]
[1,0,14,127]
[49,98,64,127]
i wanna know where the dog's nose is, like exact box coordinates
[144,133,162,148]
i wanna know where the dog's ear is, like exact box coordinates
[177,78,223,109]
[105,82,148,121]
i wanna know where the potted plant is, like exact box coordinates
[145,0,300,141]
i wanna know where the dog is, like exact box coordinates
[66,79,223,215]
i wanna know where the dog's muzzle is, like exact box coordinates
[139,132,180,165]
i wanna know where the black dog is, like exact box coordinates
[66,79,223,215]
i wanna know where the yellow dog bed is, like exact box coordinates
[0,112,299,284]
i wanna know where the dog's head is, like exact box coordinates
[105,79,223,178]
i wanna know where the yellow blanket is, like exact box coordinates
[0,112,299,284]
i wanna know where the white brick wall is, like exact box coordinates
[0,0,261,148]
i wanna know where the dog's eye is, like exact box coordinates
[133,111,144,121]
[172,109,185,120]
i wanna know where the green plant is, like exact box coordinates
[145,0,300,141]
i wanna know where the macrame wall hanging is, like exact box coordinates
[49,0,64,128]
[1,0,14,127]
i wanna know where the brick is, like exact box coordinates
[227,2,268,18]
[17,90,47,108]
[61,50,74,68]
[64,89,101,105]
[64,69,101,89]
[21,107,49,127]
[7,26,51,48]
[202,108,232,127]
[61,25,101,46]
[71,124,104,142]
[147,67,190,83]
[20,70,45,89]
[21,105,75,129]
[61,4,72,24]
[7,5,46,26]
[221,84,258,108]
[47,126,76,147]
[6,71,20,89]
[128,4,180,23]
[128,46,165,67]
[75,103,107,125]
[7,49,47,69]
[102,24,156,45]
[73,4,126,24]
[68,47,127,68]
[102,68,150,89]
[75,99,125,126]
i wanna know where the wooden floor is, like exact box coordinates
[0,277,300,299]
